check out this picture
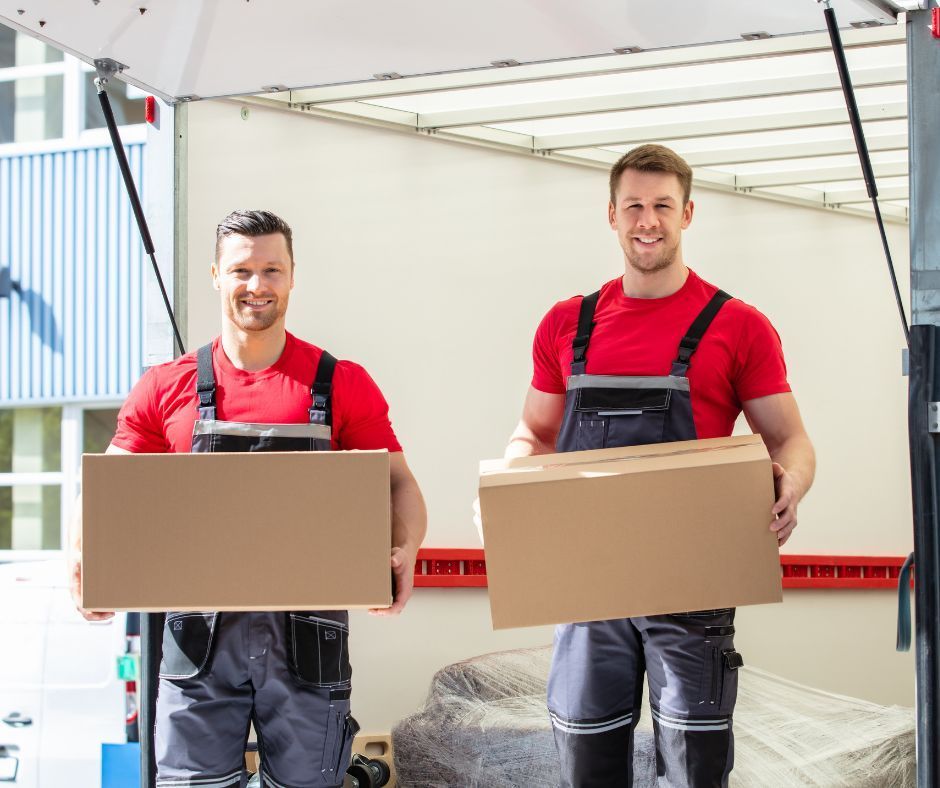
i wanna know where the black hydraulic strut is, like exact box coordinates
[94,59,186,358]
[820,2,910,348]
[93,59,175,788]
[821,4,938,786]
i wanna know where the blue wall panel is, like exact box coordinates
[0,143,145,404]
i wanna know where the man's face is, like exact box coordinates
[608,169,693,275]
[212,233,294,332]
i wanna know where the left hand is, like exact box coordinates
[770,461,800,546]
[369,546,415,616]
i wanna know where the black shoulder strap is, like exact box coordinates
[309,350,338,426]
[571,291,600,375]
[195,343,216,421]
[674,290,733,368]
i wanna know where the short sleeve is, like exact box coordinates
[333,362,403,452]
[733,307,791,402]
[531,305,566,394]
[111,368,170,453]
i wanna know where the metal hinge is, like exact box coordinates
[930,403,940,432]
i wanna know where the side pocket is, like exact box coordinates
[337,713,360,777]
[159,612,218,680]
[696,623,739,713]
[288,613,351,687]
[320,710,360,780]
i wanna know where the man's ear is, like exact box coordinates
[211,262,220,290]
[681,199,694,230]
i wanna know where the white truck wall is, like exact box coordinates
[182,99,913,732]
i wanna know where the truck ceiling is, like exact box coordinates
[0,0,918,103]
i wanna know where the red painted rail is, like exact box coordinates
[414,549,910,590]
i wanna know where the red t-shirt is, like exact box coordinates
[112,333,402,453]
[531,269,790,439]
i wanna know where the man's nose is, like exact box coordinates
[637,206,659,228]
[247,273,262,291]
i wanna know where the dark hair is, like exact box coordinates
[609,144,693,206]
[215,209,294,262]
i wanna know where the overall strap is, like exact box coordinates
[571,291,601,375]
[309,350,338,426]
[195,343,217,421]
[673,290,733,373]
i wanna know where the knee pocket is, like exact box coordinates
[159,612,218,680]
[287,612,352,688]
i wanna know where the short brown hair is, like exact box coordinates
[215,209,294,262]
[608,144,693,206]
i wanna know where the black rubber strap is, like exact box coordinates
[675,290,732,366]
[310,350,338,426]
[571,291,601,373]
[195,343,216,419]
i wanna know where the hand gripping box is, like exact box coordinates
[479,434,782,629]
[81,451,392,611]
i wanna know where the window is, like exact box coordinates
[0,21,145,149]
[0,407,62,551]
[0,405,119,559]
[0,24,62,67]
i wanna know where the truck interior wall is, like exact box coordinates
[180,99,914,732]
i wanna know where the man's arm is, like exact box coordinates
[742,392,816,547]
[473,387,566,541]
[506,386,566,458]
[369,451,427,616]
[68,442,130,621]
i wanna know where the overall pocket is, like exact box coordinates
[321,710,360,778]
[287,612,352,687]
[697,621,741,714]
[575,417,607,451]
[159,612,219,680]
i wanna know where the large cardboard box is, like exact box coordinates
[82,451,392,611]
[479,434,781,629]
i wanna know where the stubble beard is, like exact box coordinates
[624,237,680,276]
[226,299,285,332]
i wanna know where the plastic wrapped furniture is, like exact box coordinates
[392,646,914,787]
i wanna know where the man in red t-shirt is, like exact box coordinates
[505,146,815,787]
[68,210,427,788]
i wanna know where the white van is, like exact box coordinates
[0,560,131,787]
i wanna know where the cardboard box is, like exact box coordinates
[479,434,781,629]
[82,451,392,611]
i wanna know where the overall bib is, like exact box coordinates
[547,289,743,788]
[154,345,359,788]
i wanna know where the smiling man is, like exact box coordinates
[503,145,815,787]
[69,210,426,788]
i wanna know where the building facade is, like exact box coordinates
[0,22,147,560]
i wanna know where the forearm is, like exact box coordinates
[768,434,816,501]
[390,474,426,560]
[505,421,556,459]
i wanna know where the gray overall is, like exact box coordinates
[154,345,359,788]
[547,289,744,788]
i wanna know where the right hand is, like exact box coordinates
[69,552,114,622]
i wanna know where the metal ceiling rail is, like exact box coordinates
[410,66,906,130]
[529,101,909,149]
[284,24,905,107]
[681,132,908,166]
[734,160,907,187]
[825,184,909,203]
